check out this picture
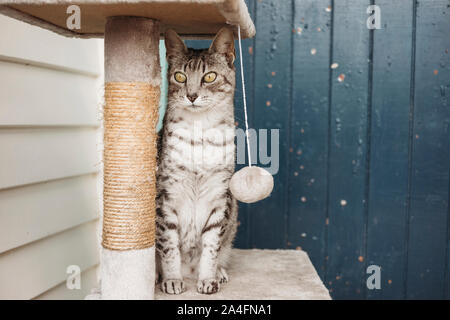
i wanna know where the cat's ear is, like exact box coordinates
[209,27,235,64]
[164,29,187,56]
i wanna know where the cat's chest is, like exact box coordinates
[165,123,235,170]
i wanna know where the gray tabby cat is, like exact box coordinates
[156,27,238,295]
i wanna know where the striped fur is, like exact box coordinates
[156,28,238,295]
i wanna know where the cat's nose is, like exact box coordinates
[187,93,198,103]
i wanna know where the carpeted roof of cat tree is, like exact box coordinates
[0,0,255,38]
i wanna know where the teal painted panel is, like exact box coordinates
[326,0,371,299]
[250,0,293,249]
[406,0,450,300]
[447,181,450,300]
[366,0,414,299]
[288,0,332,279]
[158,40,168,132]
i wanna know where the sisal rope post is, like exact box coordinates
[100,16,160,300]
[103,82,158,250]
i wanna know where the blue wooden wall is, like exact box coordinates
[183,0,450,299]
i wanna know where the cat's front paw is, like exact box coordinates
[217,267,229,284]
[197,278,220,294]
[161,279,186,295]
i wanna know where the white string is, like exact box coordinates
[237,24,252,167]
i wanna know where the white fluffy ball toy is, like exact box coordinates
[229,25,274,204]
[229,166,274,203]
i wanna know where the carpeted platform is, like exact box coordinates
[156,249,331,300]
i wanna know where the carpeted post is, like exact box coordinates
[101,16,160,300]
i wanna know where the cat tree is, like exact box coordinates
[0,0,330,300]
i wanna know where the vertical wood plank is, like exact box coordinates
[326,0,371,299]
[234,0,255,249]
[406,0,450,299]
[447,179,450,300]
[287,0,332,279]
[365,0,413,299]
[250,0,293,249]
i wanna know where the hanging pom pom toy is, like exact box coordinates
[229,25,274,203]
[230,166,274,203]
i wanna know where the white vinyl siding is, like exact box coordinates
[0,14,102,299]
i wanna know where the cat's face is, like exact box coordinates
[165,28,236,113]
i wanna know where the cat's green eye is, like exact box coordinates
[174,72,187,83]
[203,72,217,83]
